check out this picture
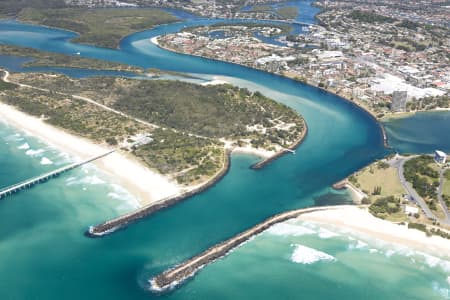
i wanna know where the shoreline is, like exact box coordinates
[86,149,231,237]
[152,37,389,148]
[148,205,450,294]
[0,102,181,207]
[299,206,450,259]
[150,205,450,293]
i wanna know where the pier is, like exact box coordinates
[150,205,356,292]
[0,150,114,200]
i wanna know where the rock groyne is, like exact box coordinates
[150,205,353,292]
[86,150,231,237]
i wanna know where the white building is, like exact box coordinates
[404,205,419,215]
[435,150,447,164]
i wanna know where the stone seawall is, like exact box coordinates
[150,205,353,292]
[86,150,231,237]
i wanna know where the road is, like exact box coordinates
[390,155,436,220]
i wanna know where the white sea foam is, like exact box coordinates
[432,281,450,299]
[66,175,105,186]
[40,157,53,165]
[385,249,396,258]
[267,223,316,237]
[17,142,30,150]
[318,228,339,239]
[290,244,336,264]
[416,252,450,273]
[26,149,45,157]
[369,248,378,254]
[108,184,140,210]
[348,240,368,250]
[447,276,450,285]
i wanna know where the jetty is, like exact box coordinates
[150,205,356,292]
[0,150,114,200]
[86,150,231,237]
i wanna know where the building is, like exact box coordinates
[435,150,447,164]
[404,205,419,215]
[391,90,408,112]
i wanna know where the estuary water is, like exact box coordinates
[0,3,449,299]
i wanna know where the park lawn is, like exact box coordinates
[385,212,408,222]
[18,8,178,48]
[354,163,404,199]
[444,169,450,197]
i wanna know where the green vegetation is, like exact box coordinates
[2,72,306,184]
[0,0,66,16]
[0,77,17,91]
[404,155,440,211]
[248,5,272,12]
[443,169,450,207]
[369,196,402,220]
[186,22,293,36]
[11,73,305,149]
[408,222,450,239]
[276,6,299,20]
[406,96,450,111]
[18,8,178,48]
[348,10,396,24]
[0,45,143,72]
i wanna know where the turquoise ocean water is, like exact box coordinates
[0,2,449,299]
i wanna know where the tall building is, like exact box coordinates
[391,90,408,112]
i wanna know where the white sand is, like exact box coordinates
[201,79,229,86]
[0,102,180,206]
[232,145,276,159]
[150,36,160,46]
[220,139,275,159]
[299,206,450,258]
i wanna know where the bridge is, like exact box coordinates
[0,150,115,200]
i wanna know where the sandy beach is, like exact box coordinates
[299,206,450,258]
[0,102,181,206]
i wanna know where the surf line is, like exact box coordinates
[149,205,360,293]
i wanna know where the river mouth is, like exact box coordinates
[0,5,405,300]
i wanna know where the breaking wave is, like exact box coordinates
[267,223,316,237]
[17,142,30,150]
[40,157,53,165]
[26,149,45,157]
[290,244,336,264]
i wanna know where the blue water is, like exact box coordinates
[384,111,450,154]
[241,0,320,24]
[0,2,449,299]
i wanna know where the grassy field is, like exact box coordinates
[352,161,404,200]
[276,6,299,19]
[18,8,178,48]
[0,45,143,72]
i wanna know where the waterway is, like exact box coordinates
[0,2,449,299]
